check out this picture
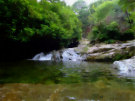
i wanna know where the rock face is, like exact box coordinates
[113,56,135,77]
[79,40,135,61]
[32,39,135,62]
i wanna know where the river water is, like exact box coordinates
[0,60,135,101]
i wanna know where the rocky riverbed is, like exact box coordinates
[33,39,135,62]
[32,39,135,75]
[76,39,135,62]
[77,39,135,76]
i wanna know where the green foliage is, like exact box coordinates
[78,8,90,31]
[119,0,135,11]
[121,29,135,41]
[72,0,89,36]
[112,52,134,61]
[87,0,135,43]
[91,21,134,43]
[0,0,82,48]
[72,0,87,11]
[92,1,114,22]
[91,22,119,42]
[88,0,118,26]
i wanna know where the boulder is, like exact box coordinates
[84,40,135,61]
[32,39,135,62]
[113,56,135,77]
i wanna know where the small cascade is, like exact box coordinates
[32,52,45,60]
[32,48,84,61]
[51,51,62,61]
[32,52,52,61]
[62,48,83,61]
[39,53,52,61]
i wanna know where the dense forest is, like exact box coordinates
[0,0,135,60]
[73,0,135,43]
[0,0,82,60]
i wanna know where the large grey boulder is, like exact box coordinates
[113,56,135,77]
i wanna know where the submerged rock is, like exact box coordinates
[113,56,135,77]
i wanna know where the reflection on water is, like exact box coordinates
[0,61,135,101]
[0,61,115,84]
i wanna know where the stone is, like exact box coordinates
[84,40,135,61]
[113,56,135,77]
[32,39,135,62]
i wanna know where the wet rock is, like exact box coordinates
[113,56,135,77]
[32,48,85,61]
[32,39,135,62]
[85,40,135,61]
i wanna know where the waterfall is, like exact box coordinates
[32,48,84,61]
[62,48,83,61]
[32,52,52,61]
[32,52,44,60]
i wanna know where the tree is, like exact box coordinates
[91,1,114,23]
[0,0,82,59]
[119,0,135,11]
[72,0,89,37]
[72,0,87,12]
[119,0,135,27]
[87,0,135,42]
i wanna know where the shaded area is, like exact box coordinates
[0,60,115,84]
[0,60,134,84]
[0,0,82,61]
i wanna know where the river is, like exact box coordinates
[0,60,135,101]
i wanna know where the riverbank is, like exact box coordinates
[76,39,135,62]
[77,39,135,75]
[33,39,135,62]
[32,39,135,75]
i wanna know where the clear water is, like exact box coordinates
[0,61,135,101]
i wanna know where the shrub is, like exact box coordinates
[120,29,135,41]
[90,21,135,43]
[91,22,119,42]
